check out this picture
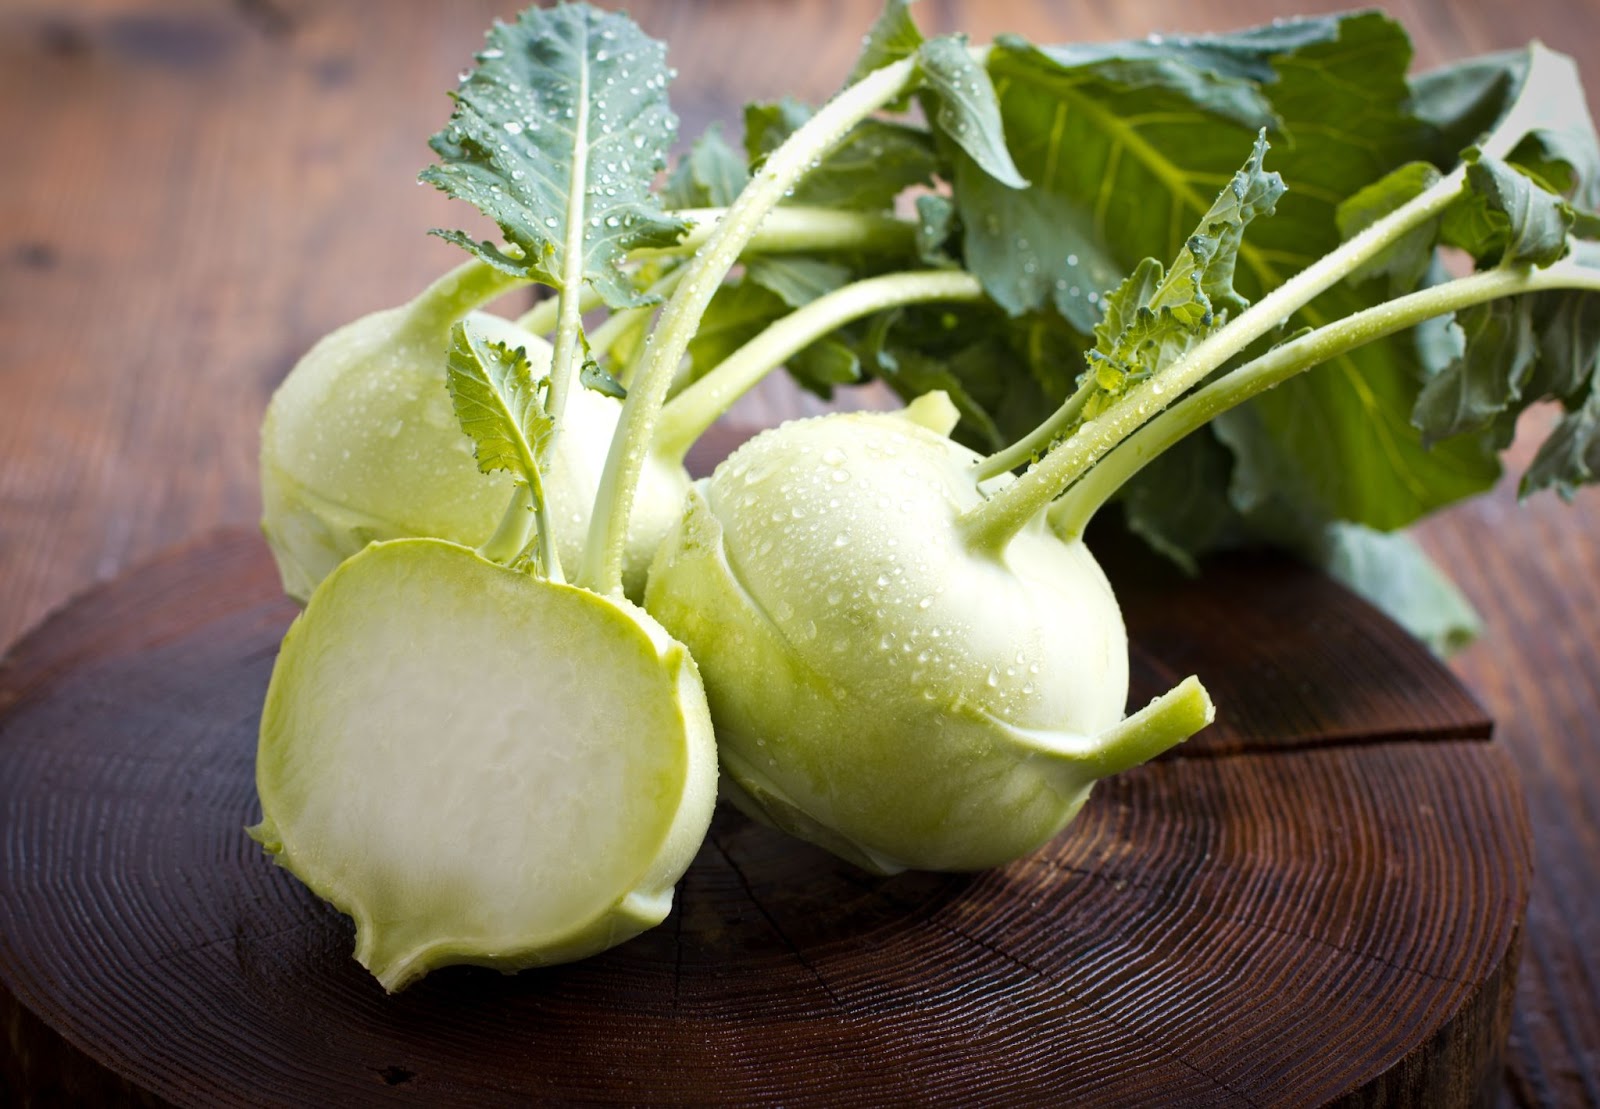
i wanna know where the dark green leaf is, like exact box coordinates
[788,338,863,398]
[1412,298,1538,445]
[914,194,958,267]
[1117,430,1240,573]
[663,123,749,209]
[1440,151,1574,266]
[1409,49,1529,166]
[1523,389,1600,497]
[422,5,687,305]
[685,280,787,378]
[744,256,852,307]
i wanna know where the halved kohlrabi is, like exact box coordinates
[251,537,716,991]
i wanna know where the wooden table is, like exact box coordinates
[1,1,1595,1104]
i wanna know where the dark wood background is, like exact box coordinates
[0,1,1595,1104]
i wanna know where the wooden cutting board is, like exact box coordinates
[0,489,1528,1106]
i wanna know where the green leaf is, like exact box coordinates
[849,0,924,85]
[1412,298,1538,446]
[580,357,627,399]
[446,323,553,488]
[1335,162,1443,292]
[686,280,787,378]
[916,36,1027,189]
[1523,389,1600,497]
[1318,524,1481,656]
[788,337,863,398]
[745,99,937,210]
[945,16,1343,331]
[1083,133,1283,415]
[663,123,749,209]
[744,256,853,307]
[914,194,958,267]
[421,5,687,306]
[1440,151,1574,266]
[1409,49,1529,165]
[1117,430,1240,573]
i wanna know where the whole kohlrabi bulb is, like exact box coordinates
[261,304,688,602]
[645,396,1210,874]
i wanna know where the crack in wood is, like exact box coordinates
[708,832,846,1012]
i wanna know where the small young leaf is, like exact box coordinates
[1082,132,1284,415]
[915,36,1028,189]
[663,123,750,209]
[580,358,627,400]
[446,323,553,488]
[422,5,688,306]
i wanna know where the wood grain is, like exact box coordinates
[0,531,1528,1107]
[1,0,1597,1103]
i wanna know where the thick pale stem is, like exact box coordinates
[1049,261,1600,537]
[1083,676,1213,779]
[958,165,1468,556]
[589,267,688,382]
[654,271,986,465]
[975,378,1094,480]
[545,49,593,433]
[478,485,534,566]
[514,209,914,335]
[578,57,923,595]
[405,260,526,334]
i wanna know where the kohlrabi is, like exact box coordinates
[255,0,1600,982]
[640,14,1600,873]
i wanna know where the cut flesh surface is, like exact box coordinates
[253,538,716,990]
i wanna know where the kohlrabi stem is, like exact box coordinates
[589,266,687,369]
[513,208,915,335]
[975,378,1095,480]
[1081,676,1213,778]
[1049,259,1600,538]
[578,56,925,595]
[644,207,915,258]
[546,51,595,433]
[653,271,986,465]
[406,259,526,334]
[958,163,1468,557]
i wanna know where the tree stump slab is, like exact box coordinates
[0,527,1530,1107]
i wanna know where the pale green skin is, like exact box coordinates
[646,404,1208,874]
[252,537,718,991]
[260,305,689,603]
